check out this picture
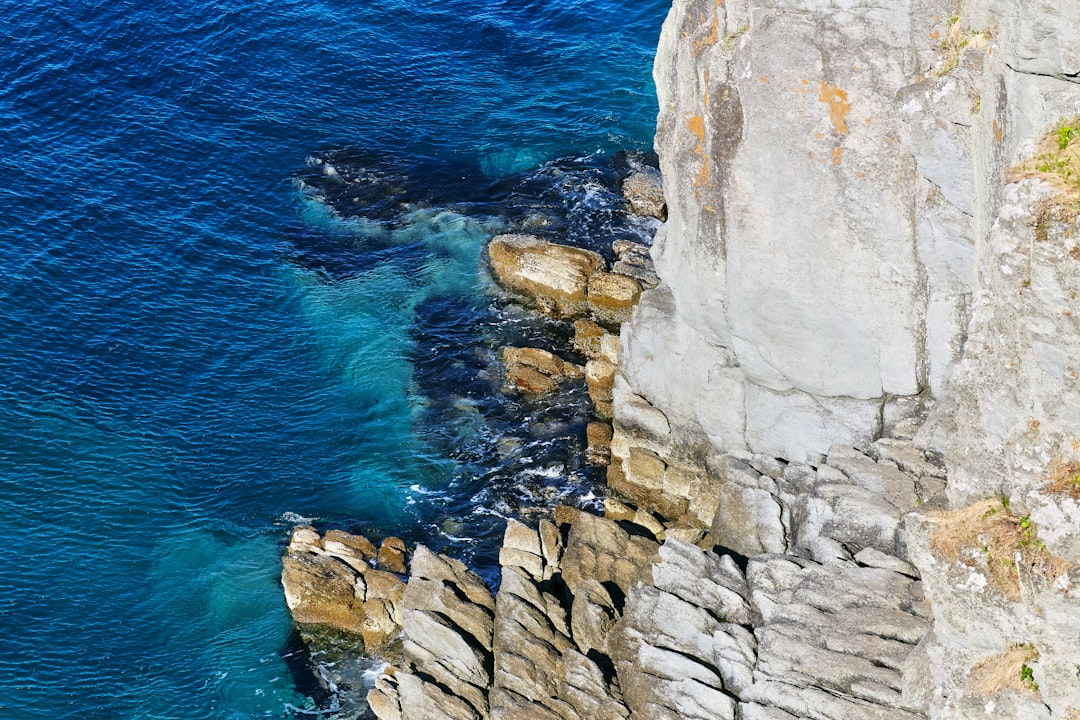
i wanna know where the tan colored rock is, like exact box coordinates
[324,528,377,560]
[603,496,637,523]
[587,271,642,329]
[376,537,408,575]
[573,318,606,358]
[561,511,660,596]
[488,234,604,318]
[570,578,619,656]
[586,421,613,466]
[281,552,365,634]
[500,346,583,395]
[586,359,617,420]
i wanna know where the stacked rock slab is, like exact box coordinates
[366,477,937,720]
[281,527,405,649]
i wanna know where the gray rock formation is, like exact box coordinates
[606,0,1080,716]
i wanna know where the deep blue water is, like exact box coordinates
[0,1,666,717]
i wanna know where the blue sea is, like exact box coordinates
[0,1,667,718]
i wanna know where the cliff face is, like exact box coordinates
[613,0,1080,716]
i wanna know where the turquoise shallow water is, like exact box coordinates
[0,1,667,717]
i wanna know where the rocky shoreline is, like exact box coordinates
[281,0,1080,717]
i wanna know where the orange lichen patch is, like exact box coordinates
[831,147,844,165]
[865,117,873,124]
[760,76,769,83]
[930,29,941,40]
[695,155,711,187]
[692,0,724,56]
[686,114,706,150]
[817,81,851,134]
[994,118,1003,143]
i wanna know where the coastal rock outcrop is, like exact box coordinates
[286,1,1080,718]
[281,526,405,649]
[487,234,604,318]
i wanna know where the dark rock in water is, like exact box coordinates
[620,166,666,221]
[294,148,424,222]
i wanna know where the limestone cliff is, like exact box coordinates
[612,0,1080,717]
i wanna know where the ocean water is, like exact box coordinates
[0,1,667,718]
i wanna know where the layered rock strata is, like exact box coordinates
[358,438,939,719]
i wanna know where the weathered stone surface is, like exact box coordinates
[609,582,735,720]
[621,166,666,220]
[569,578,618,656]
[558,649,630,720]
[500,346,583,395]
[488,234,604,318]
[710,455,786,557]
[281,526,405,648]
[585,421,613,467]
[612,240,661,288]
[588,271,642,329]
[745,556,931,719]
[560,510,660,596]
[376,536,408,575]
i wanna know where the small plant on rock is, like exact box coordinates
[968,643,1041,696]
[1010,117,1080,226]
[1045,457,1080,499]
[931,499,1069,600]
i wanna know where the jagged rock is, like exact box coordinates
[652,540,751,625]
[558,649,630,720]
[281,526,405,648]
[560,511,660,596]
[499,346,584,395]
[499,519,544,579]
[586,421,613,467]
[377,536,408,575]
[487,234,604,318]
[611,240,660,289]
[281,550,366,634]
[491,565,574,718]
[396,671,482,720]
[609,582,737,720]
[585,358,617,419]
[711,455,786,557]
[569,578,618,656]
[588,271,642,329]
[381,545,495,719]
[744,556,930,719]
[621,166,666,220]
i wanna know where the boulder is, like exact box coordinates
[621,167,666,220]
[488,234,604,318]
[281,526,407,647]
[588,271,642,329]
[500,346,584,395]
